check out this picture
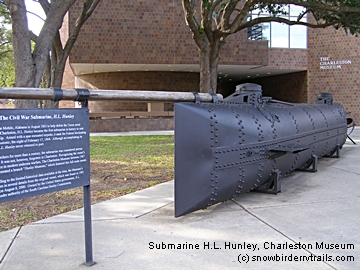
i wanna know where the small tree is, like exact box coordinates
[3,0,101,108]
[182,0,360,93]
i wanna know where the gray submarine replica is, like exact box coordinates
[174,83,350,217]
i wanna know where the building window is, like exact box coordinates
[248,5,307,49]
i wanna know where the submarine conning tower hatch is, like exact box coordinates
[316,92,333,105]
[225,83,263,106]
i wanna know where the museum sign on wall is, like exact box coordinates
[320,57,352,70]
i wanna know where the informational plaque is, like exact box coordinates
[0,108,90,203]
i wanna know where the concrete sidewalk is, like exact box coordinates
[0,129,359,270]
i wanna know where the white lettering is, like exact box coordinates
[319,57,352,70]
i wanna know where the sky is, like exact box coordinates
[25,0,45,35]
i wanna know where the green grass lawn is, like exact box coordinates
[90,135,174,161]
[90,135,174,172]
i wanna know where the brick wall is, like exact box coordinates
[90,117,174,132]
[75,71,199,112]
[308,25,360,123]
[68,0,268,66]
[267,49,307,70]
[246,71,308,103]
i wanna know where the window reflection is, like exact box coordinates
[248,5,307,49]
[290,25,307,48]
[271,22,289,48]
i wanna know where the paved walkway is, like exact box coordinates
[0,129,359,270]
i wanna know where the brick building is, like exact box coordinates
[61,2,360,131]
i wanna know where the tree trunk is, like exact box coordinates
[43,64,65,108]
[210,46,220,94]
[52,68,65,87]
[199,47,211,93]
[199,37,222,94]
[9,0,38,108]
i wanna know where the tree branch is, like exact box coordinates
[182,0,206,50]
[240,15,350,31]
[26,10,44,21]
[37,0,50,15]
[29,30,37,42]
[211,0,225,25]
[0,40,12,47]
[52,31,63,63]
[63,0,101,67]
[259,0,360,13]
[201,0,213,44]
[221,0,241,29]
[223,0,256,33]
[0,49,13,56]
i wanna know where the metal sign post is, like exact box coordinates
[77,90,95,266]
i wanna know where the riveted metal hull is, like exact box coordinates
[174,84,347,217]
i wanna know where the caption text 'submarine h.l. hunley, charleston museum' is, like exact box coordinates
[59,2,360,132]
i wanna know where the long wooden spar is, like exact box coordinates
[0,87,223,102]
